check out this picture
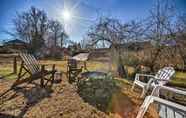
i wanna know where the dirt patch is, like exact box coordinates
[108,92,137,118]
[0,75,108,118]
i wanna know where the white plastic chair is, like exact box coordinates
[132,67,175,97]
[136,86,186,118]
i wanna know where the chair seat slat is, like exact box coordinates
[27,54,40,73]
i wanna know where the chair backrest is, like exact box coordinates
[20,53,40,74]
[155,67,175,85]
[67,59,78,69]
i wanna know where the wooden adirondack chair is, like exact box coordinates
[132,67,175,97]
[67,58,82,83]
[11,53,56,88]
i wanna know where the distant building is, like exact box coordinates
[0,39,28,53]
[4,39,27,47]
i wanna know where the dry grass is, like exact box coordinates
[0,59,185,118]
[0,59,186,88]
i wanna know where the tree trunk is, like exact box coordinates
[117,63,127,78]
[149,47,162,72]
[177,45,186,71]
[115,46,127,78]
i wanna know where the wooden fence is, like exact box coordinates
[0,53,19,74]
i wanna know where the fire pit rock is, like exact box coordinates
[80,71,108,79]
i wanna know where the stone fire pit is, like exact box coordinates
[77,73,137,117]
[81,71,108,79]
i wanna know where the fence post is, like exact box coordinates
[13,57,17,74]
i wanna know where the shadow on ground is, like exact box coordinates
[0,113,16,118]
[0,83,53,118]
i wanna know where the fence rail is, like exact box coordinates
[0,53,19,74]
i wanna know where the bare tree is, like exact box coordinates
[60,32,69,48]
[176,13,186,70]
[45,20,68,57]
[86,17,141,78]
[177,13,186,35]
[143,0,177,71]
[48,20,68,48]
[13,7,48,54]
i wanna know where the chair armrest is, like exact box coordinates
[152,85,186,96]
[136,96,186,118]
[146,79,170,91]
[135,73,155,81]
[154,79,170,82]
[137,74,155,77]
[161,86,186,95]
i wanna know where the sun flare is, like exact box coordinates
[63,10,71,21]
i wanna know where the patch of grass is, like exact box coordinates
[0,60,110,80]
[170,78,186,88]
[114,77,132,86]
[0,64,18,80]
[161,72,186,88]
[175,71,186,79]
[40,60,67,72]
[1,60,186,88]
[170,72,186,88]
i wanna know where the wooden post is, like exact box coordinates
[40,65,45,87]
[51,64,56,85]
[84,61,88,71]
[13,57,17,74]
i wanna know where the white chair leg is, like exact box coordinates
[151,86,161,97]
[141,88,146,98]
[136,96,152,118]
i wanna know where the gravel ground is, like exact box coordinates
[0,74,158,118]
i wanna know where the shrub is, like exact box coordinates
[77,77,120,112]
[122,54,140,67]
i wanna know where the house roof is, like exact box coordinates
[4,39,27,45]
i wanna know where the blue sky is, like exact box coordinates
[0,0,186,43]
